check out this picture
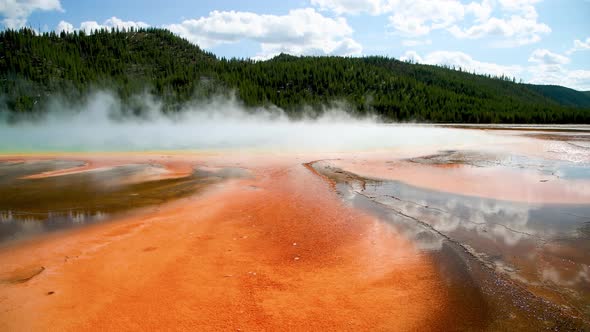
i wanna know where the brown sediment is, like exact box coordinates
[327,158,590,204]
[0,155,458,331]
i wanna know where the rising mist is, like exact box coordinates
[0,91,504,152]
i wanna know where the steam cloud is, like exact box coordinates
[0,91,502,152]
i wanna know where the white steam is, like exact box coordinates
[0,91,503,152]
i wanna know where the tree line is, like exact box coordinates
[1,27,589,123]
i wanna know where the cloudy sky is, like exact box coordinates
[1,0,589,90]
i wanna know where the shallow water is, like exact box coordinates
[0,160,240,243]
[1,126,589,330]
[408,149,590,180]
[313,162,590,329]
[358,180,589,313]
[0,160,85,182]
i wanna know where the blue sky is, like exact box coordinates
[2,0,590,90]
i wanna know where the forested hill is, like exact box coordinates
[1,28,590,123]
[525,85,590,108]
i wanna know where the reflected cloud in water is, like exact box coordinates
[0,160,229,244]
[335,174,590,316]
[0,210,109,243]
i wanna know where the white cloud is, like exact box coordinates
[528,49,570,65]
[528,66,590,91]
[0,0,62,28]
[566,37,590,55]
[401,50,523,78]
[497,0,540,19]
[562,70,590,91]
[310,0,390,15]
[401,39,432,47]
[527,48,590,90]
[78,20,102,33]
[448,15,551,46]
[465,0,493,22]
[55,17,149,34]
[311,0,550,46]
[401,48,589,91]
[79,17,149,33]
[312,0,467,36]
[446,0,550,46]
[165,8,362,59]
[399,50,422,62]
[55,20,73,33]
[387,0,466,37]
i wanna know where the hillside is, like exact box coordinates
[1,27,589,123]
[526,84,590,108]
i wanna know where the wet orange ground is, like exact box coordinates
[0,154,458,331]
[1,127,588,331]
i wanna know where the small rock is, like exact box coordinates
[47,291,54,295]
[294,256,300,261]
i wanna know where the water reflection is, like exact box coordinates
[408,149,590,179]
[360,180,589,242]
[326,164,590,320]
[0,160,237,244]
[0,210,109,243]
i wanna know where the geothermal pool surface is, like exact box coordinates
[0,125,589,331]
